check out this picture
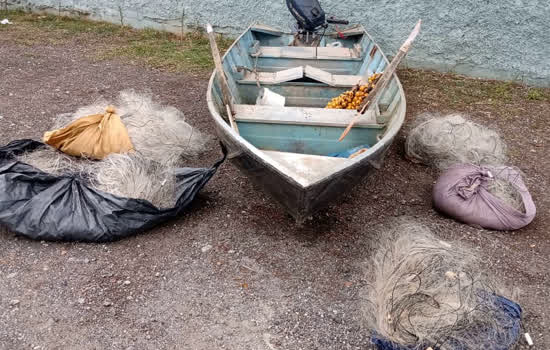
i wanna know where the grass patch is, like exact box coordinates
[490,82,513,100]
[398,68,550,112]
[527,88,547,101]
[35,15,124,35]
[0,10,233,73]
[14,11,123,35]
[1,10,123,35]
[100,29,232,72]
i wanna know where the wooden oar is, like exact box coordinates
[339,19,421,142]
[206,23,239,134]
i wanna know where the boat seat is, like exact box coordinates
[250,24,284,36]
[238,67,304,85]
[303,66,365,87]
[326,25,365,38]
[237,66,365,87]
[250,46,362,61]
[233,104,382,128]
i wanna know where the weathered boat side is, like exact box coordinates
[207,23,407,221]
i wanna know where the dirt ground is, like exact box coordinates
[1,23,549,350]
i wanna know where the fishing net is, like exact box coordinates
[487,177,525,213]
[17,91,209,208]
[54,90,210,165]
[405,113,508,170]
[405,113,532,218]
[93,153,178,208]
[363,220,522,350]
[17,146,93,177]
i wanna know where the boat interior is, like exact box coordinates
[210,24,404,185]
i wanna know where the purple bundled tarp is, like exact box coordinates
[433,164,536,231]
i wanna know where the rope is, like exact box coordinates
[253,54,261,89]
[237,55,261,89]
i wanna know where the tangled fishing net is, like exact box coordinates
[405,113,531,216]
[17,146,94,177]
[405,113,508,170]
[93,153,178,208]
[17,91,210,208]
[53,90,209,164]
[487,176,525,213]
[363,220,522,350]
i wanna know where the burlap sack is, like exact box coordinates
[43,106,134,159]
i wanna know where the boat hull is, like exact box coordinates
[207,23,407,222]
[213,121,393,222]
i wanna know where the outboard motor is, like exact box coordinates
[286,0,349,45]
[286,0,326,32]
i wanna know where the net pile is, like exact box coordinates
[17,91,210,208]
[406,113,528,213]
[405,113,508,170]
[93,153,178,208]
[363,221,522,350]
[53,90,209,165]
[487,176,526,213]
[17,146,93,177]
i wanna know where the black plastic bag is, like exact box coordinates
[0,139,225,242]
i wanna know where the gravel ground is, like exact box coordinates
[1,31,549,350]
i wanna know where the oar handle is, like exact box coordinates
[206,23,239,134]
[339,20,421,142]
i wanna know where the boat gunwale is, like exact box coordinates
[206,22,407,190]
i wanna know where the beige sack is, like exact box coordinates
[43,106,134,159]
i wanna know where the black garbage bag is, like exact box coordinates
[0,139,225,242]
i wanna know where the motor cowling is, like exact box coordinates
[286,0,326,32]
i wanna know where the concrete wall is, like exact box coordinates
[6,0,549,86]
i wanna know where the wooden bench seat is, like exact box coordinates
[250,24,284,36]
[237,66,365,87]
[303,66,364,87]
[251,46,362,61]
[233,104,381,128]
[238,67,304,85]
